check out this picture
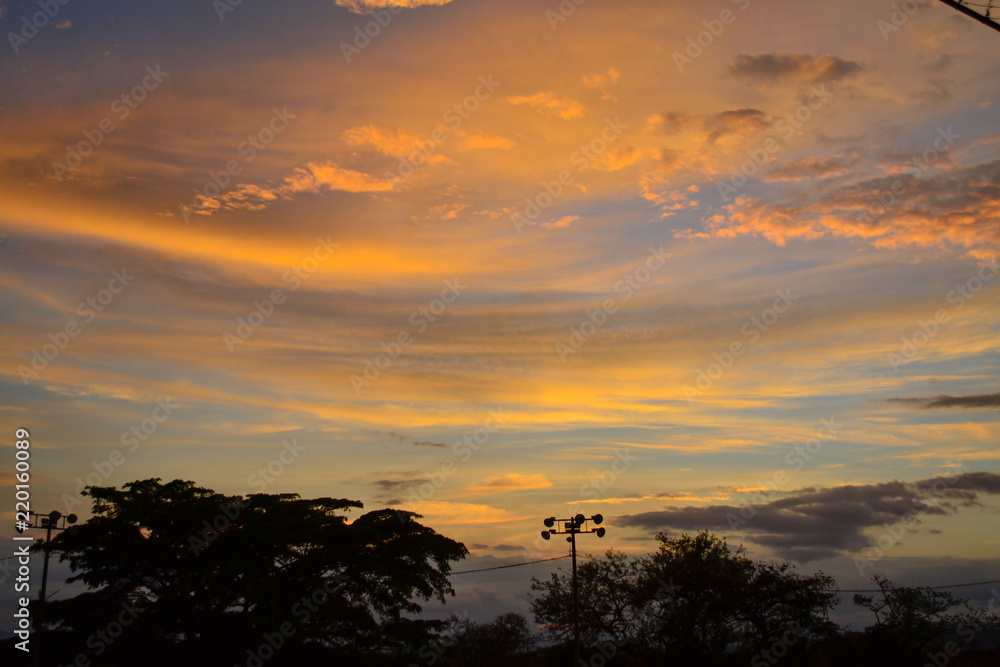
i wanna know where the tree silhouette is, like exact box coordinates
[37,478,467,666]
[530,532,838,663]
[852,573,1000,661]
[442,611,537,666]
[530,548,645,648]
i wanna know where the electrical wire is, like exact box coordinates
[825,579,1000,594]
[450,555,571,575]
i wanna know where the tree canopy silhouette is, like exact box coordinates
[37,478,467,666]
[531,531,837,663]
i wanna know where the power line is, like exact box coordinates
[450,555,571,575]
[5,547,997,594]
[826,578,1000,594]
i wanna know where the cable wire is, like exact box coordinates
[450,555,571,575]
[825,578,1000,594]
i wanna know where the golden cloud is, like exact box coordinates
[468,473,553,494]
[189,160,394,216]
[463,131,515,150]
[506,91,586,119]
[333,0,455,13]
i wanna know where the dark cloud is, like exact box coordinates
[654,111,695,134]
[651,108,770,144]
[729,53,862,83]
[705,109,771,144]
[888,392,1000,410]
[372,478,416,490]
[763,156,858,181]
[616,473,1000,562]
[367,429,447,447]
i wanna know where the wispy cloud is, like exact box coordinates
[188,160,394,217]
[729,53,862,84]
[468,473,552,494]
[506,91,586,119]
[333,0,455,13]
[888,392,1000,409]
[618,473,1000,562]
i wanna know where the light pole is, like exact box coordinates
[17,510,78,667]
[541,513,605,666]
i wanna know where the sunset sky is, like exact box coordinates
[2,0,999,630]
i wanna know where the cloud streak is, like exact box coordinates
[729,53,862,83]
[617,473,1000,562]
[888,392,1000,409]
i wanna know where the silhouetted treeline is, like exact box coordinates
[5,480,998,667]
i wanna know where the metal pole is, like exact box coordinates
[571,528,580,666]
[541,514,604,666]
[936,0,1000,33]
[34,523,52,667]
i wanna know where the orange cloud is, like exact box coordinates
[540,215,579,229]
[468,473,552,494]
[683,157,1000,256]
[591,146,642,172]
[343,124,449,164]
[583,67,620,101]
[188,160,394,216]
[463,131,514,150]
[506,91,585,119]
[399,501,524,524]
[333,0,454,12]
